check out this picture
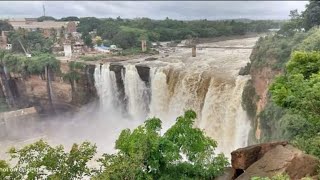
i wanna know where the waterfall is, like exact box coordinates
[94,64,119,111]
[199,75,250,154]
[94,63,251,156]
[149,66,172,130]
[123,64,150,121]
[93,37,258,156]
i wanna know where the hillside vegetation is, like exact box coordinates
[244,0,320,159]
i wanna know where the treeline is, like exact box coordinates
[1,16,283,50]
[243,0,320,159]
[77,17,283,49]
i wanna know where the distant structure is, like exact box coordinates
[7,18,78,38]
[141,39,147,52]
[43,3,46,17]
[192,46,196,57]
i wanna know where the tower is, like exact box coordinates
[43,3,46,17]
[141,39,147,52]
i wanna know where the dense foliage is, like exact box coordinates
[58,16,80,22]
[3,53,60,75]
[37,16,57,22]
[77,17,282,49]
[0,20,13,33]
[2,140,96,179]
[270,51,320,157]
[8,29,54,54]
[0,111,228,179]
[244,0,320,159]
[0,50,60,76]
[95,110,228,180]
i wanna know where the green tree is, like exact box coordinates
[63,61,84,103]
[2,139,97,179]
[59,16,80,21]
[270,51,320,157]
[112,30,139,49]
[8,30,53,54]
[302,1,320,30]
[95,110,228,179]
[37,16,56,22]
[0,20,13,33]
[82,32,93,48]
[77,17,101,34]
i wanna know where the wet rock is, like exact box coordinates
[135,65,150,86]
[109,63,126,106]
[238,63,251,76]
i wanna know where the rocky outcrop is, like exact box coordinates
[230,142,320,180]
[0,62,97,114]
[231,141,288,170]
[109,63,126,108]
[135,65,150,86]
[71,64,97,106]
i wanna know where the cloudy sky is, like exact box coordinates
[0,1,308,20]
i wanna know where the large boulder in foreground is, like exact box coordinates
[231,141,288,170]
[231,142,319,180]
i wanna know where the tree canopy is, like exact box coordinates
[0,20,13,33]
[59,16,80,22]
[242,0,320,160]
[7,29,53,54]
[37,16,57,22]
[77,17,282,49]
[269,51,320,158]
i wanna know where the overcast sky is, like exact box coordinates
[0,1,309,20]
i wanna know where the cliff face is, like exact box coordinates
[0,61,97,114]
[250,66,281,140]
[240,35,286,143]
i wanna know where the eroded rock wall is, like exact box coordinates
[0,62,97,114]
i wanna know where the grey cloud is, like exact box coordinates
[0,1,308,20]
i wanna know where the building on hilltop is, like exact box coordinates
[7,18,78,38]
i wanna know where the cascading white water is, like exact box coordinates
[149,66,172,130]
[199,75,250,154]
[93,37,258,157]
[94,64,119,110]
[123,64,150,120]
